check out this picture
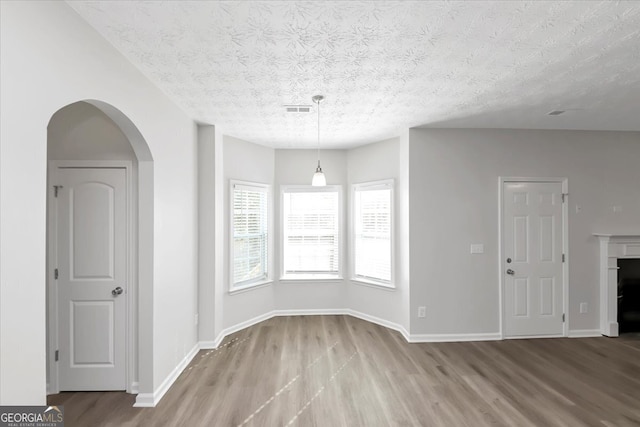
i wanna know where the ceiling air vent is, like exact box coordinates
[284,105,312,113]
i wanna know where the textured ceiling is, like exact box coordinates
[68,1,640,148]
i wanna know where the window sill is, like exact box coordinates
[229,280,273,295]
[350,278,396,291]
[279,275,344,283]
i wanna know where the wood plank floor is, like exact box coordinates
[48,315,640,426]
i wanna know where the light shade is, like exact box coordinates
[312,167,326,187]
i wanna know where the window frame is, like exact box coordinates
[280,185,344,281]
[351,179,395,289]
[229,180,273,293]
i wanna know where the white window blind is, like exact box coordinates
[232,182,269,288]
[354,182,392,284]
[282,188,340,277]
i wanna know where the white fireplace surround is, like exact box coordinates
[595,234,640,337]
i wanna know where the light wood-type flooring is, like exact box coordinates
[48,315,640,426]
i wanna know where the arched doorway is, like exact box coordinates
[46,101,153,396]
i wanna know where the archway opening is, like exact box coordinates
[46,100,153,397]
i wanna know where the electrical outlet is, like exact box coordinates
[195,313,199,325]
[418,306,426,318]
[580,303,588,314]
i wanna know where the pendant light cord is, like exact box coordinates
[316,97,321,168]
[311,95,326,186]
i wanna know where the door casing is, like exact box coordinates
[47,160,137,394]
[498,177,569,339]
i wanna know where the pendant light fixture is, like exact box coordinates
[311,94,326,187]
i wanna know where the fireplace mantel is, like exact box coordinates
[595,234,640,336]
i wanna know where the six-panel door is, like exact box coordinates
[503,182,564,337]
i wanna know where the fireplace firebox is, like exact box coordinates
[618,259,640,333]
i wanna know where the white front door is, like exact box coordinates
[503,181,564,337]
[55,167,127,390]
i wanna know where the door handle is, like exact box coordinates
[112,286,124,296]
[506,269,515,275]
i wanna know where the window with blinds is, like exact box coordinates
[282,186,341,279]
[353,180,393,286]
[231,181,270,290]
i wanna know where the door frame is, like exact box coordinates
[47,160,137,394]
[498,177,569,339]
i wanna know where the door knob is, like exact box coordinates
[506,269,515,275]
[112,286,124,296]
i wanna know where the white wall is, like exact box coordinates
[274,150,348,311]
[213,127,225,340]
[222,136,276,329]
[408,128,640,336]
[346,138,410,332]
[197,125,216,343]
[398,130,412,333]
[0,1,198,404]
[48,102,136,160]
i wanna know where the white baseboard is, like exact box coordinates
[198,339,224,350]
[345,309,411,341]
[204,310,503,351]
[134,393,155,407]
[568,329,602,338]
[207,311,276,349]
[134,343,200,408]
[408,332,502,343]
[272,310,496,344]
[273,309,411,341]
[503,334,564,340]
[274,308,346,317]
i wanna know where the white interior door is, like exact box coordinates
[56,167,127,390]
[503,181,564,337]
